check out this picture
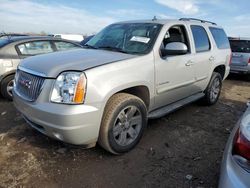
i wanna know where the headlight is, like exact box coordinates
[51,72,87,104]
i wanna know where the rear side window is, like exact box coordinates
[54,41,80,51]
[191,25,210,52]
[209,27,230,49]
[17,41,53,55]
[229,40,250,53]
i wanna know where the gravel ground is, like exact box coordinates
[0,75,249,188]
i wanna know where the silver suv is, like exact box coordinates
[229,37,250,78]
[13,18,231,154]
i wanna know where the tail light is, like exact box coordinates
[233,111,250,162]
[233,129,250,161]
[229,53,233,65]
[248,58,250,64]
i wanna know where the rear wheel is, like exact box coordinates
[98,93,147,154]
[200,72,222,105]
[0,74,15,101]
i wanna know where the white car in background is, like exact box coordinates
[53,34,84,42]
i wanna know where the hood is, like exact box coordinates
[19,49,136,78]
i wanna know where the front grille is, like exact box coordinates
[15,69,45,101]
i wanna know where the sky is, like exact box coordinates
[0,0,250,37]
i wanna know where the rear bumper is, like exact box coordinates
[13,90,103,146]
[219,123,250,188]
[230,65,250,74]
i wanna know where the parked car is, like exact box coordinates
[53,34,84,42]
[229,37,250,78]
[80,35,94,46]
[13,18,231,154]
[0,33,29,38]
[219,102,250,188]
[0,36,82,100]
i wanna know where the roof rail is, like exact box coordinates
[179,18,217,25]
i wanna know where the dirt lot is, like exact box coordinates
[0,76,249,188]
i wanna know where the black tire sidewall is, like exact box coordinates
[0,74,15,100]
[107,98,147,153]
[205,73,222,105]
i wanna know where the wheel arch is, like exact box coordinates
[103,84,151,111]
[0,70,16,83]
[213,65,226,79]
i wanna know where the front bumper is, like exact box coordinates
[13,90,103,146]
[219,123,250,188]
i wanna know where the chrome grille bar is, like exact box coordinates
[15,69,45,101]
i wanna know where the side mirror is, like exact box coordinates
[161,42,188,56]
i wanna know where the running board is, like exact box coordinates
[148,93,205,119]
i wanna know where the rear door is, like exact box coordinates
[188,25,213,92]
[230,40,250,67]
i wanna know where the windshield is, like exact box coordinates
[230,40,250,53]
[86,23,162,54]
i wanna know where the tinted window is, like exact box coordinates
[209,27,230,49]
[229,40,250,53]
[191,25,210,52]
[17,41,53,55]
[54,41,79,51]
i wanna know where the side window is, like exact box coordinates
[191,25,210,53]
[160,25,190,57]
[54,41,80,51]
[209,27,230,49]
[17,41,53,55]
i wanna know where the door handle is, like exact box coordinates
[185,61,194,66]
[209,56,215,61]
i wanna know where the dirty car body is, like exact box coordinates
[13,19,231,154]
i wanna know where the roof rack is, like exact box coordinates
[179,18,217,25]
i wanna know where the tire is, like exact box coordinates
[0,74,15,101]
[200,72,222,106]
[98,93,147,154]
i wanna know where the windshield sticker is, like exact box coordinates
[130,36,150,43]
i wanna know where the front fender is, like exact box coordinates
[84,54,155,111]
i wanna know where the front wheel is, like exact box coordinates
[0,74,15,101]
[98,93,147,154]
[200,72,222,105]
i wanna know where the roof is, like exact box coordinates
[5,36,52,42]
[0,36,81,49]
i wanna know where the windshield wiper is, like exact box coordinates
[83,44,97,49]
[97,46,128,54]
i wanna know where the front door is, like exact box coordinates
[154,24,196,108]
